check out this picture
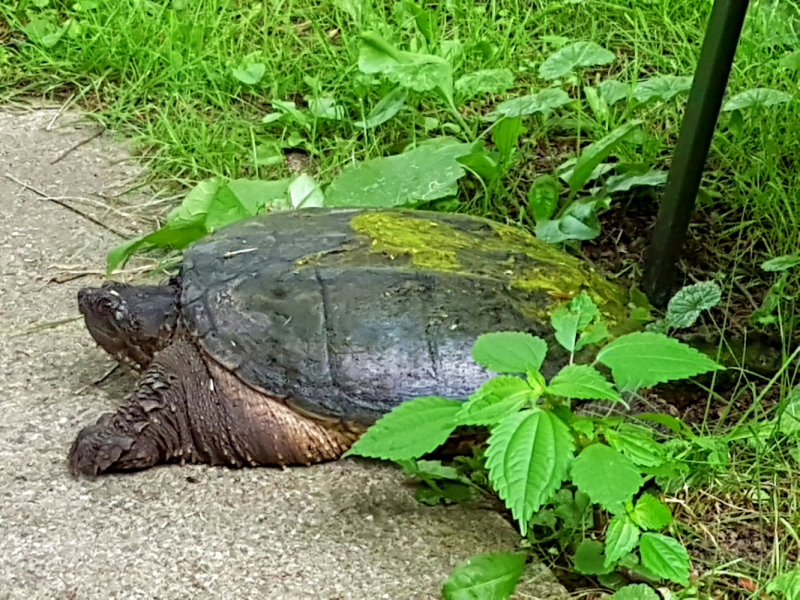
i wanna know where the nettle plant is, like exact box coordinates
[346,292,724,598]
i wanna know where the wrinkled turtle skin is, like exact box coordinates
[69,208,628,477]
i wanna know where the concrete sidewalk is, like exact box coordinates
[0,105,569,600]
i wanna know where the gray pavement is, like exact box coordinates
[0,104,569,600]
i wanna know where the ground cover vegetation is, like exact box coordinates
[4,0,800,597]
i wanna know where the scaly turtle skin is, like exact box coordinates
[69,208,628,477]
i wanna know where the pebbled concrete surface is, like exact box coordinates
[0,104,569,600]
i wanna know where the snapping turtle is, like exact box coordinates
[69,208,627,477]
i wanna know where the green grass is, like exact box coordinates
[4,0,800,595]
[2,0,800,258]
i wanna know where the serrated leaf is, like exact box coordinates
[639,533,690,585]
[455,69,515,100]
[289,174,324,208]
[597,79,630,105]
[344,396,461,460]
[612,584,660,600]
[633,76,693,102]
[567,120,642,195]
[527,175,560,222]
[550,293,598,351]
[486,410,574,535]
[548,364,620,401]
[605,170,668,193]
[471,332,548,373]
[490,89,572,119]
[539,42,616,80]
[442,551,526,600]
[605,425,665,468]
[573,540,613,575]
[766,569,800,599]
[762,254,800,272]
[632,494,673,530]
[456,376,536,426]
[354,86,408,129]
[723,88,793,111]
[575,321,609,351]
[665,281,722,329]
[604,515,641,567]
[596,331,724,390]
[325,139,472,207]
[571,444,644,508]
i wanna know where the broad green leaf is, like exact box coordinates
[355,86,408,129]
[605,170,668,193]
[289,174,324,208]
[442,551,526,600]
[471,332,548,373]
[308,97,345,120]
[486,410,575,535]
[573,540,613,575]
[535,201,601,243]
[665,281,721,329]
[637,412,691,436]
[604,515,641,567]
[357,32,454,105]
[762,254,800,272]
[455,69,515,100]
[597,332,724,390]
[490,88,571,119]
[567,120,642,195]
[271,100,309,126]
[597,79,630,105]
[404,0,435,45]
[612,584,660,600]
[388,60,451,92]
[779,386,800,436]
[344,396,461,460]
[557,160,614,185]
[232,62,266,85]
[527,175,560,222]
[456,376,537,426]
[571,444,644,508]
[632,494,673,530]
[226,178,291,213]
[253,142,283,166]
[399,459,462,482]
[491,116,524,162]
[639,533,690,585]
[723,88,793,111]
[325,140,472,207]
[547,364,620,401]
[584,86,609,122]
[22,17,69,48]
[766,569,800,599]
[576,321,609,351]
[457,142,502,183]
[780,50,800,70]
[105,177,262,273]
[605,425,665,468]
[539,42,616,80]
[633,76,693,102]
[550,293,598,351]
[415,480,472,505]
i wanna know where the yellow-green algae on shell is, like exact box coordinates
[346,210,628,325]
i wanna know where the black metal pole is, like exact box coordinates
[641,0,750,307]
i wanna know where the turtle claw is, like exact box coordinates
[68,420,137,478]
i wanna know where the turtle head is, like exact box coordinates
[78,280,180,368]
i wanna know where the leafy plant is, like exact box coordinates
[347,292,724,595]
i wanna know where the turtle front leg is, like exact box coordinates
[69,340,359,477]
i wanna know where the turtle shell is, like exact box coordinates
[180,208,627,425]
